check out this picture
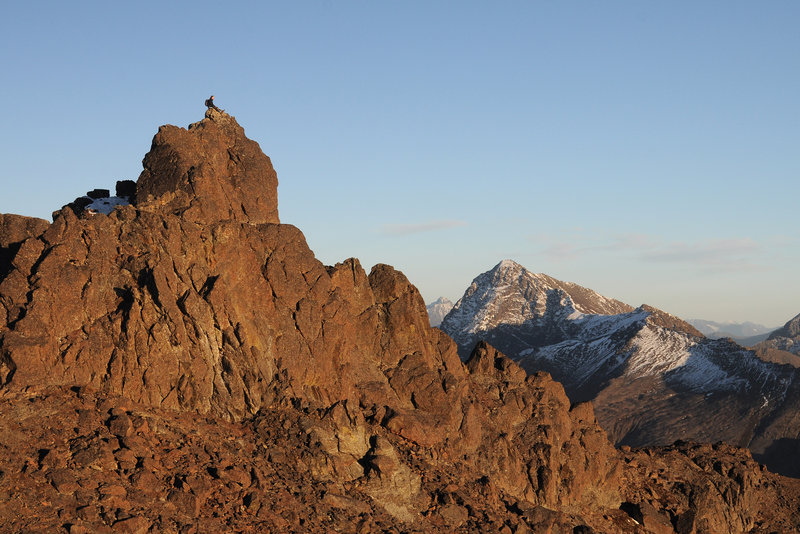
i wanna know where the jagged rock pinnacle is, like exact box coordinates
[135,112,279,225]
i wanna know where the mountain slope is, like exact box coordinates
[1,113,798,531]
[689,318,776,346]
[757,313,800,355]
[440,260,800,476]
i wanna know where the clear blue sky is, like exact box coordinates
[1,2,798,326]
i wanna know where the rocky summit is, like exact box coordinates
[1,111,799,532]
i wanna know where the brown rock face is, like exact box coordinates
[136,109,279,225]
[0,213,50,288]
[621,441,800,533]
[1,112,798,532]
[0,213,51,380]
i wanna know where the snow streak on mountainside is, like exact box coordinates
[425,297,453,327]
[439,260,800,477]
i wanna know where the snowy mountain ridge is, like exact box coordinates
[438,260,800,476]
[425,296,454,327]
[442,259,633,344]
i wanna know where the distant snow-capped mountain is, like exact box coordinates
[426,297,453,327]
[441,259,634,351]
[439,259,800,477]
[441,259,698,362]
[689,319,776,344]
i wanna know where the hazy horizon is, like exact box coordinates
[1,2,797,326]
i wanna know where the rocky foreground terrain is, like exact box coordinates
[1,110,799,532]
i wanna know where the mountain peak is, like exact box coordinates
[639,304,704,337]
[759,312,800,355]
[489,259,553,284]
[426,297,454,327]
[441,261,634,357]
[493,258,524,272]
[135,112,279,225]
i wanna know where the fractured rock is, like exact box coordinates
[0,113,799,532]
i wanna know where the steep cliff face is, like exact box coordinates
[0,112,798,532]
[136,108,279,225]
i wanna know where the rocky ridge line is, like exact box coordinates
[0,111,798,532]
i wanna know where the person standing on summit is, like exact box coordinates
[205,95,221,112]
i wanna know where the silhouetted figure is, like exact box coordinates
[205,95,221,112]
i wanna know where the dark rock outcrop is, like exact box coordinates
[1,111,798,531]
[621,440,800,533]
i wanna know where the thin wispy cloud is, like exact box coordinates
[640,238,760,265]
[538,242,581,261]
[530,231,767,272]
[381,220,467,236]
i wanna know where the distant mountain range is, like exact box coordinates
[438,259,800,477]
[688,319,777,346]
[425,297,453,327]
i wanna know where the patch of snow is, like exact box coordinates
[85,196,130,215]
[427,297,454,327]
[567,310,584,321]
[626,325,693,378]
